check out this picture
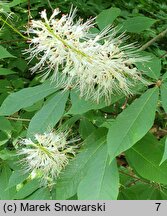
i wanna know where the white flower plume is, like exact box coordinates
[26,8,147,103]
[18,131,76,186]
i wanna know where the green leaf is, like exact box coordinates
[122,16,156,33]
[23,100,43,112]
[0,46,16,59]
[25,188,51,200]
[0,80,57,116]
[77,145,119,200]
[68,90,124,115]
[0,164,16,199]
[100,119,115,129]
[0,80,11,94]
[60,115,81,131]
[126,133,167,184]
[161,83,167,113]
[160,137,167,165]
[107,87,159,162]
[119,183,167,200]
[0,131,9,146]
[68,91,106,115]
[136,55,161,80]
[0,68,16,75]
[9,58,27,72]
[56,128,107,199]
[8,170,29,189]
[8,0,27,7]
[27,91,69,137]
[119,167,133,186]
[79,118,96,139]
[96,7,121,30]
[162,72,167,81]
[0,149,16,160]
[0,116,13,132]
[13,178,40,199]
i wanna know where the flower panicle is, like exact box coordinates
[26,8,148,104]
[18,131,77,186]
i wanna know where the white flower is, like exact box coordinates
[26,8,147,103]
[26,8,94,75]
[18,131,76,186]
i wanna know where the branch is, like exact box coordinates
[28,0,31,18]
[119,170,151,185]
[0,16,30,40]
[140,28,167,51]
[0,39,26,44]
[6,117,31,122]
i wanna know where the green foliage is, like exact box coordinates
[0,80,58,116]
[122,16,156,33]
[8,0,27,7]
[25,188,51,200]
[68,91,106,115]
[126,134,167,184]
[0,46,16,59]
[107,87,159,161]
[8,170,29,189]
[160,138,167,165]
[13,178,41,199]
[27,90,69,137]
[96,7,121,30]
[119,183,167,200]
[0,0,167,201]
[56,128,107,199]
[77,150,119,200]
[0,165,16,199]
[136,53,161,80]
[161,83,167,112]
[0,68,16,76]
